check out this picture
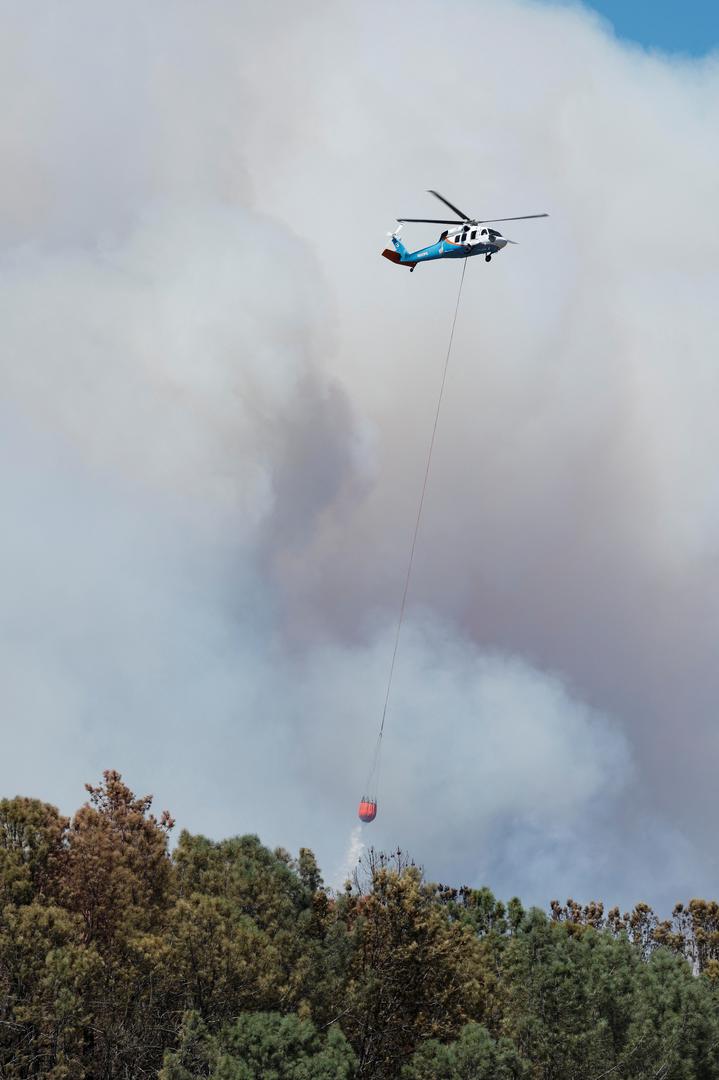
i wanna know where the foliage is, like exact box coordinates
[338,858,483,1077]
[0,797,68,906]
[402,1022,528,1079]
[159,1010,356,1079]
[2,773,719,1079]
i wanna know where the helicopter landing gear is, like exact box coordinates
[409,265,415,272]
[485,254,492,263]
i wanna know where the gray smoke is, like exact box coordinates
[1,0,718,909]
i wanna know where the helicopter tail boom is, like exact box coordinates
[381,248,417,269]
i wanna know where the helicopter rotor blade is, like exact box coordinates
[476,214,549,223]
[427,190,472,220]
[397,218,465,224]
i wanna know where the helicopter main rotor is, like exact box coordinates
[397,189,549,227]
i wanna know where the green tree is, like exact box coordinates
[173,833,310,936]
[160,1010,356,1079]
[0,797,68,906]
[171,832,328,1018]
[0,902,100,1078]
[499,908,638,1079]
[339,861,481,1078]
[402,1022,528,1079]
[621,947,719,1078]
[163,892,285,1020]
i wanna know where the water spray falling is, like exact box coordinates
[334,824,366,889]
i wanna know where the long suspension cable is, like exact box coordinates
[375,258,469,752]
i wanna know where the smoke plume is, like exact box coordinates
[1,0,718,908]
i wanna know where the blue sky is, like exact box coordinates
[580,0,719,54]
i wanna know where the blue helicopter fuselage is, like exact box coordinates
[382,227,508,271]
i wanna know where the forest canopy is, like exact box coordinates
[1,771,719,1079]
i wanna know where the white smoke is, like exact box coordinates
[1,0,718,908]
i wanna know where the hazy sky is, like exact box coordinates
[1,0,718,911]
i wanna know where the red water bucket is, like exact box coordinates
[358,798,377,823]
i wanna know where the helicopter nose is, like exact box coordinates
[495,237,507,249]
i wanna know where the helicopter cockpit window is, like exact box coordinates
[471,229,477,240]
[480,228,488,236]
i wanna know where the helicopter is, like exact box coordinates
[381,190,548,271]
